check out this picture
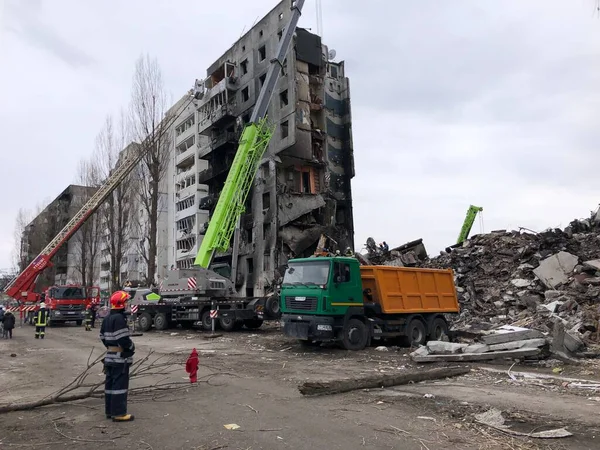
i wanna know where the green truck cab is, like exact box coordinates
[280,256,459,351]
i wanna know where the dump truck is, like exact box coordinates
[280,256,459,350]
[130,268,280,332]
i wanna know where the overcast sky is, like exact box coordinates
[1,0,599,269]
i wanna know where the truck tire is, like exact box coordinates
[201,310,215,331]
[265,296,280,316]
[138,312,152,332]
[341,318,368,351]
[405,318,427,347]
[429,317,449,341]
[243,319,264,330]
[219,316,237,332]
[154,313,168,331]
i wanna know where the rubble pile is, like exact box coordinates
[422,211,600,348]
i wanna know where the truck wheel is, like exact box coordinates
[265,296,280,316]
[430,317,449,341]
[244,319,264,330]
[406,319,427,347]
[154,313,168,331]
[219,316,237,332]
[201,310,216,331]
[341,318,368,351]
[138,312,152,332]
[76,320,83,326]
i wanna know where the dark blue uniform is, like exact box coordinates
[100,309,135,418]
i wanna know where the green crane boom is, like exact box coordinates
[457,205,483,245]
[194,0,305,268]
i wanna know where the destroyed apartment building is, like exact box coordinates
[177,0,354,297]
[20,185,98,288]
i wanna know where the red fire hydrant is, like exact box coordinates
[185,348,199,384]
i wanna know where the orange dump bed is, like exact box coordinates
[360,266,459,314]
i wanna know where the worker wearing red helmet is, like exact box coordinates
[99,290,135,422]
[84,304,93,331]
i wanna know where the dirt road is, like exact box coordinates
[1,323,599,449]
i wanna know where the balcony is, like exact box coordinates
[175,120,195,145]
[197,79,238,136]
[211,131,240,152]
[176,147,195,168]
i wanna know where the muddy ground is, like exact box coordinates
[1,321,599,449]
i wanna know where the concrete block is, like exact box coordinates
[511,278,532,288]
[533,251,578,289]
[564,331,585,353]
[426,341,468,355]
[482,329,544,345]
[410,346,430,358]
[488,338,547,352]
[583,259,600,272]
[411,348,541,363]
[464,343,490,354]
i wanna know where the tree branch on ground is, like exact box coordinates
[0,349,234,414]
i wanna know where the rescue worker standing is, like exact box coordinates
[84,304,93,331]
[100,291,135,422]
[35,302,49,339]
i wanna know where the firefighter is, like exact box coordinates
[90,302,98,328]
[100,290,135,422]
[35,302,48,339]
[84,304,93,331]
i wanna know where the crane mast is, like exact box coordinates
[457,205,483,245]
[194,0,305,268]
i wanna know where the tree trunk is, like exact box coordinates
[147,172,159,285]
[298,366,470,396]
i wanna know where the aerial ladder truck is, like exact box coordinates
[132,0,305,332]
[3,96,196,324]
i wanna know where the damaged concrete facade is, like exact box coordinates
[194,1,355,296]
[20,185,98,289]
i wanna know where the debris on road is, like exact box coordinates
[474,408,573,439]
[298,366,470,396]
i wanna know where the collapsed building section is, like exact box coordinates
[192,1,354,296]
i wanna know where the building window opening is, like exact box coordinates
[280,120,289,138]
[262,191,271,209]
[258,45,266,62]
[241,59,248,75]
[330,65,338,79]
[263,222,271,241]
[241,87,249,102]
[277,29,283,41]
[263,253,271,271]
[279,12,284,20]
[279,89,288,108]
[247,258,254,274]
[259,73,266,88]
[301,171,311,193]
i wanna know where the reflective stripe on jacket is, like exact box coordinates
[100,310,135,365]
[36,309,48,326]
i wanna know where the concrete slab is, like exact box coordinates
[583,259,600,272]
[426,341,468,354]
[482,329,544,345]
[533,251,578,289]
[463,343,490,354]
[411,347,541,363]
[487,338,547,352]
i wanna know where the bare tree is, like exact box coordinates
[94,113,136,291]
[129,54,172,285]
[71,160,102,287]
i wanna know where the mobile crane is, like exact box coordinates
[456,205,483,244]
[132,0,305,332]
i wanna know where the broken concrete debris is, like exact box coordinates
[474,408,572,439]
[421,210,600,351]
[412,329,548,363]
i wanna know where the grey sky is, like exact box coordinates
[1,0,599,269]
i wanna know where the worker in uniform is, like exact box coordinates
[35,302,48,339]
[84,304,93,331]
[100,290,135,422]
[90,302,98,328]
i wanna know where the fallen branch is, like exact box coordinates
[0,349,209,414]
[298,366,470,396]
